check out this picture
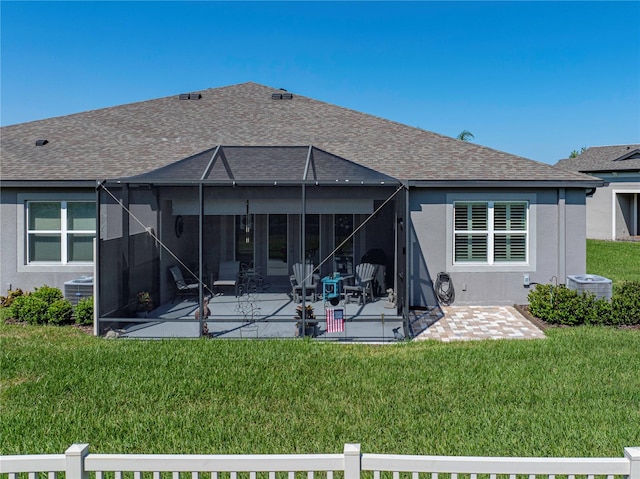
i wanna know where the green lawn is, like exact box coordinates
[1,322,639,457]
[2,239,638,458]
[587,239,640,284]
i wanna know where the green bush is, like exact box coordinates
[15,295,49,325]
[581,293,613,325]
[0,288,24,308]
[5,286,80,326]
[528,281,640,326]
[611,281,640,325]
[46,299,74,325]
[74,297,94,325]
[9,294,29,322]
[527,284,554,320]
[528,284,588,325]
[31,285,64,305]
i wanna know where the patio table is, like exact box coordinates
[321,273,352,305]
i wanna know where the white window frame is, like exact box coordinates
[446,193,535,273]
[26,200,96,265]
[17,193,96,273]
[454,200,529,265]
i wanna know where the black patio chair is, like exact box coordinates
[168,265,199,303]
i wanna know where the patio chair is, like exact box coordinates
[168,265,199,303]
[289,263,319,303]
[343,262,377,305]
[213,261,240,296]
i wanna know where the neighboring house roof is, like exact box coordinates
[1,82,597,184]
[556,145,640,173]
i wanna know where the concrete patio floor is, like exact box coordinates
[114,297,545,342]
[116,292,406,341]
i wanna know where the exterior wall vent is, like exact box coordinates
[179,93,202,100]
[35,139,49,146]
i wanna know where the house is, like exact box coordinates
[556,145,640,240]
[1,82,602,338]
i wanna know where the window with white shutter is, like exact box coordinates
[454,201,528,265]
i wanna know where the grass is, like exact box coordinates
[1,322,639,457]
[587,239,640,284]
[2,239,638,459]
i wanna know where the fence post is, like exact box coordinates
[626,447,640,479]
[65,443,89,479]
[344,443,361,479]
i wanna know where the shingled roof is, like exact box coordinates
[556,145,640,173]
[1,82,596,184]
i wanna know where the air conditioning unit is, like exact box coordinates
[566,274,612,301]
[64,276,94,305]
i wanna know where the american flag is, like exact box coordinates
[326,308,344,333]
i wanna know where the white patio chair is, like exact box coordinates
[343,262,377,305]
[289,263,319,303]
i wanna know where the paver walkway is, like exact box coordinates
[415,305,545,342]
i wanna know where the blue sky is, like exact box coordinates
[1,1,638,164]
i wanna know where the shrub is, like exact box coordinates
[527,284,554,320]
[0,288,24,308]
[528,282,640,326]
[46,299,74,325]
[528,284,586,325]
[9,294,30,322]
[31,285,63,306]
[581,294,612,325]
[611,281,640,325]
[74,297,94,325]
[15,295,49,325]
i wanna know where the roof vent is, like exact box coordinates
[35,139,49,146]
[179,93,202,100]
[271,92,293,100]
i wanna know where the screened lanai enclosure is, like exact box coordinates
[96,146,433,340]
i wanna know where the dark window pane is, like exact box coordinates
[29,202,61,230]
[29,234,61,261]
[68,202,96,231]
[68,234,94,262]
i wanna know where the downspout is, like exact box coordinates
[558,188,566,284]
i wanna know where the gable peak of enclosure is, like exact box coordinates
[1,81,594,184]
[119,145,399,185]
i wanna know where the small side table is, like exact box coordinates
[322,274,343,305]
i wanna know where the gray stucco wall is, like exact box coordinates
[1,187,95,295]
[408,187,588,306]
[584,175,640,240]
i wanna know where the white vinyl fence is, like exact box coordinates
[1,444,639,479]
